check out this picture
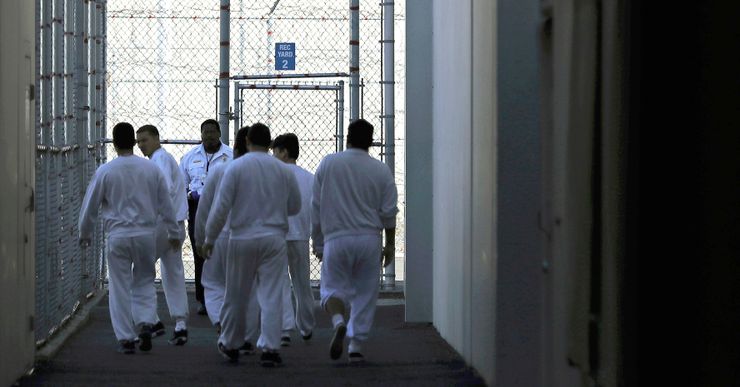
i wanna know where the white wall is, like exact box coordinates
[0,0,36,385]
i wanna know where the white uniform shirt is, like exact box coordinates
[150,147,188,221]
[204,152,301,244]
[311,148,398,253]
[286,164,314,241]
[194,162,230,247]
[79,155,179,240]
[179,143,233,196]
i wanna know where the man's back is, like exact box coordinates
[206,152,301,241]
[287,164,314,241]
[313,149,398,242]
[80,155,172,238]
[151,148,188,221]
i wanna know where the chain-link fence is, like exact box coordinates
[107,0,405,282]
[34,0,107,347]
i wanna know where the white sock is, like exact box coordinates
[332,314,345,329]
[175,319,187,332]
[348,340,362,354]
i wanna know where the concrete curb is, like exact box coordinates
[35,289,108,363]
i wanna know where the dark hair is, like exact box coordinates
[247,122,271,147]
[347,119,373,150]
[234,126,250,158]
[136,124,159,137]
[112,122,136,149]
[200,119,220,133]
[272,133,300,160]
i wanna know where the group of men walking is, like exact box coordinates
[77,118,398,367]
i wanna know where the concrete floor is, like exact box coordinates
[18,291,486,386]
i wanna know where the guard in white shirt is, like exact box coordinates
[194,126,258,355]
[78,122,181,354]
[272,133,317,343]
[180,119,233,316]
[312,119,398,363]
[136,125,190,345]
[203,123,301,367]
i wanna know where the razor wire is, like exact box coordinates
[34,0,107,347]
[106,0,406,282]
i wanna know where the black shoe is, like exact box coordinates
[117,340,135,354]
[239,341,254,355]
[280,335,291,347]
[329,323,347,360]
[218,342,239,363]
[138,324,153,352]
[260,351,283,367]
[151,321,165,338]
[197,304,208,316]
[168,329,188,346]
[302,331,313,341]
[348,352,366,363]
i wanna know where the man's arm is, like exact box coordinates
[203,166,236,258]
[286,169,302,217]
[78,170,103,245]
[195,166,222,249]
[155,169,180,246]
[310,164,324,259]
[379,171,399,267]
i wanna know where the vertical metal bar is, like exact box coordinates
[219,0,231,144]
[337,80,345,152]
[233,81,241,131]
[381,0,396,287]
[349,0,360,122]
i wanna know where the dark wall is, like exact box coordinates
[624,2,740,385]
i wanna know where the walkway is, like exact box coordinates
[18,291,486,386]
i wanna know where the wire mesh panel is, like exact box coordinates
[34,0,108,347]
[107,0,406,281]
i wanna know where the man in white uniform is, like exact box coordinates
[203,123,301,367]
[136,125,189,345]
[180,119,233,316]
[312,119,398,363]
[194,126,257,355]
[79,122,181,354]
[272,133,317,342]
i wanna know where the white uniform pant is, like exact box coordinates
[202,233,228,326]
[107,234,157,341]
[219,235,287,351]
[320,234,382,348]
[153,221,188,323]
[287,240,316,336]
[247,264,298,345]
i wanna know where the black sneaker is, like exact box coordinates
[168,329,188,346]
[302,331,313,341]
[280,335,291,347]
[117,340,135,354]
[260,351,283,368]
[197,303,208,315]
[218,342,239,363]
[151,321,165,338]
[348,352,366,364]
[138,324,153,352]
[329,323,347,360]
[239,341,254,355]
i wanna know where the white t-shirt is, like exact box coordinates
[79,154,179,239]
[286,164,314,241]
[204,152,301,244]
[150,147,188,221]
[311,148,398,253]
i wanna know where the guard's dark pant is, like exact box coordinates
[187,197,205,305]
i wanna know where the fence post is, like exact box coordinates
[337,80,345,152]
[219,0,230,144]
[349,0,360,122]
[381,1,396,288]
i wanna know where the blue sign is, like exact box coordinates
[275,43,295,71]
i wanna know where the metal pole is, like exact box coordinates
[65,0,75,145]
[233,81,240,132]
[218,0,231,144]
[88,0,96,147]
[381,0,396,288]
[337,80,345,152]
[349,0,360,122]
[53,0,64,147]
[231,72,350,80]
